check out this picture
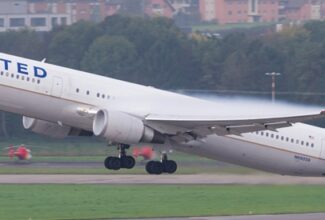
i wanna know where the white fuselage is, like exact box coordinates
[0,52,325,176]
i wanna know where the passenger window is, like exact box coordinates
[311,143,314,148]
[271,134,274,138]
[37,79,40,84]
[86,91,90,95]
[261,132,264,136]
[291,138,294,143]
[281,136,284,141]
[306,142,309,147]
[276,135,279,139]
[97,93,100,98]
[301,141,304,146]
[266,133,269,137]
[102,94,105,99]
[11,74,14,78]
[286,137,289,142]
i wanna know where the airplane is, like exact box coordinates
[1,52,325,176]
[5,145,32,161]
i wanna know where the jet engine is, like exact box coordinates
[92,110,165,144]
[22,116,92,138]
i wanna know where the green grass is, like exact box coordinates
[0,139,262,174]
[0,139,107,156]
[0,185,325,220]
[192,22,276,32]
[0,166,259,175]
[0,154,261,175]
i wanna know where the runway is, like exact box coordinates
[1,174,325,184]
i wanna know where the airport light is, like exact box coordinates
[265,72,281,103]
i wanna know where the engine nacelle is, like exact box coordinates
[93,110,165,144]
[22,116,92,138]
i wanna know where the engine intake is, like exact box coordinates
[93,110,165,144]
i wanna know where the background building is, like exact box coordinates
[0,0,71,32]
[283,0,324,22]
[199,0,280,24]
[0,0,325,32]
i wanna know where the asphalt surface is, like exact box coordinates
[1,174,325,184]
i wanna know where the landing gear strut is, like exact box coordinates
[146,153,177,175]
[104,144,136,170]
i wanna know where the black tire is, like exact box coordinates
[152,161,163,175]
[163,160,177,174]
[121,156,136,169]
[104,156,113,169]
[145,161,156,174]
[107,157,121,170]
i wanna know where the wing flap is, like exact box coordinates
[145,110,325,140]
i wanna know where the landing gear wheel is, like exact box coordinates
[121,156,136,169]
[146,161,163,175]
[104,144,136,171]
[104,156,113,169]
[163,160,177,174]
[104,156,121,170]
[146,161,155,174]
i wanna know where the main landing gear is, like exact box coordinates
[104,144,136,170]
[104,144,177,175]
[145,153,177,175]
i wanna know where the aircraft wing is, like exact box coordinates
[145,110,325,142]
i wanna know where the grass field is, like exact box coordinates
[0,138,107,156]
[192,22,275,32]
[0,165,259,175]
[1,185,325,220]
[0,155,260,175]
[0,139,262,175]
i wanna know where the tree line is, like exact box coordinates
[1,15,325,137]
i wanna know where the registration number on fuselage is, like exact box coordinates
[294,155,311,162]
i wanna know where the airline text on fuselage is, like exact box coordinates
[0,58,47,78]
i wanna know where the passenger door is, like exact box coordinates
[321,139,325,159]
[51,76,63,97]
